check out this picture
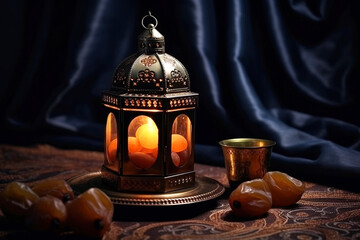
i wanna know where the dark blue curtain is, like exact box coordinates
[1,0,359,189]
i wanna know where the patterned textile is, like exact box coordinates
[0,145,359,239]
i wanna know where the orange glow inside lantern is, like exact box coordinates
[128,116,158,169]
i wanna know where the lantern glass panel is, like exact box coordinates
[171,114,192,167]
[104,112,119,172]
[128,115,158,169]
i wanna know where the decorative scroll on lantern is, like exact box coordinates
[101,12,199,193]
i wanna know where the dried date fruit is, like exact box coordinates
[25,195,67,233]
[32,178,74,203]
[263,171,305,207]
[66,188,114,238]
[229,179,272,218]
[0,181,39,222]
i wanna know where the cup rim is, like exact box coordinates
[218,138,276,148]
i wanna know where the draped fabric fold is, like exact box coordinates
[1,0,359,188]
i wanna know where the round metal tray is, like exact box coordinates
[67,172,225,206]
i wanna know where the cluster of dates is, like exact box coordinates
[0,179,113,238]
[229,171,305,218]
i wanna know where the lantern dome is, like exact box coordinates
[111,21,190,95]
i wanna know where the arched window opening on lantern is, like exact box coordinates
[171,114,192,167]
[128,115,158,169]
[105,113,119,172]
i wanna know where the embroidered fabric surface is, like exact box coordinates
[0,145,359,239]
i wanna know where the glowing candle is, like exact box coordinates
[107,139,117,163]
[171,152,180,167]
[129,152,156,169]
[177,149,189,166]
[171,134,188,152]
[128,137,142,153]
[136,122,158,149]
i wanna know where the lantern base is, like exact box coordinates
[101,166,195,193]
[67,171,225,206]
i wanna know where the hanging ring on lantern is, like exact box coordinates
[142,11,158,29]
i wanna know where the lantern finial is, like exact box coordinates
[138,12,164,54]
[141,11,158,29]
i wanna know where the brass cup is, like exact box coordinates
[219,138,276,188]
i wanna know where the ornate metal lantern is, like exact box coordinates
[101,13,199,193]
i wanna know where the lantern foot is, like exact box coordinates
[101,166,196,193]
